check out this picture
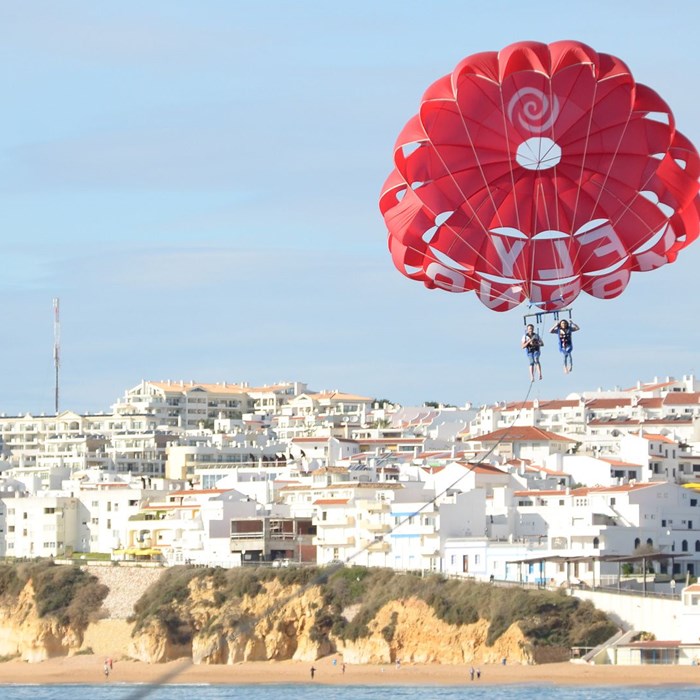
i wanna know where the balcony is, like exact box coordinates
[361,501,390,514]
[367,540,390,553]
[313,535,355,547]
[321,516,355,528]
[359,520,390,533]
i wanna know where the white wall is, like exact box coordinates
[574,589,682,641]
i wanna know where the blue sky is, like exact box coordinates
[1,1,699,415]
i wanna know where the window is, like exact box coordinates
[682,540,689,552]
[462,555,469,573]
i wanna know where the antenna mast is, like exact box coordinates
[53,298,60,414]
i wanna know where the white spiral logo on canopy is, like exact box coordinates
[507,87,559,134]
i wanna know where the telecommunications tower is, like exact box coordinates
[53,298,60,414]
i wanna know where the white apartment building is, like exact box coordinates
[547,454,643,488]
[510,481,700,581]
[385,482,440,572]
[468,398,587,439]
[278,482,404,567]
[0,493,80,559]
[165,435,289,486]
[460,426,577,464]
[246,382,308,413]
[113,380,254,429]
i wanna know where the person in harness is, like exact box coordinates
[550,319,580,373]
[521,323,543,381]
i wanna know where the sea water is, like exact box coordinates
[0,685,698,700]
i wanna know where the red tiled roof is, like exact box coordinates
[493,399,581,411]
[514,482,659,497]
[585,398,633,409]
[600,458,642,468]
[313,498,350,505]
[420,466,446,474]
[622,380,678,392]
[639,432,677,444]
[358,438,425,444]
[664,392,700,405]
[469,426,576,443]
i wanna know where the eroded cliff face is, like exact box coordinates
[128,578,534,665]
[129,577,332,664]
[335,597,532,665]
[2,573,538,665]
[0,580,83,662]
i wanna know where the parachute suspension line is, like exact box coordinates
[339,374,538,569]
[455,106,508,233]
[415,117,508,280]
[574,82,636,276]
[434,102,529,285]
[528,175,543,304]
[568,78,601,278]
[548,74,562,235]
[428,102,502,239]
[497,85,523,235]
[542,75,569,307]
[590,111,635,218]
[570,77,599,234]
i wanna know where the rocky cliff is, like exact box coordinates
[0,565,605,665]
[0,580,84,662]
[127,575,538,665]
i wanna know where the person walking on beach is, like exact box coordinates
[469,666,475,681]
[103,660,110,680]
[310,666,316,680]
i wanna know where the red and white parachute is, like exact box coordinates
[379,40,700,311]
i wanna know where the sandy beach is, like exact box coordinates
[1,655,699,686]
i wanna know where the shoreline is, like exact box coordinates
[1,656,699,686]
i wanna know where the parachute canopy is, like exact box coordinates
[379,40,700,312]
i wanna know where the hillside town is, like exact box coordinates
[0,374,699,595]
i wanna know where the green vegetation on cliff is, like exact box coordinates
[130,565,616,652]
[0,560,108,628]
